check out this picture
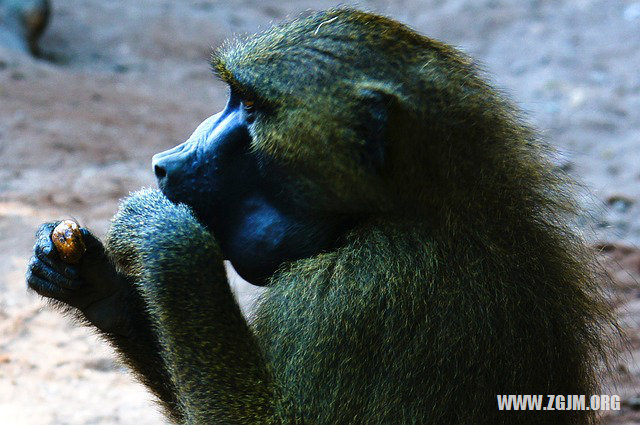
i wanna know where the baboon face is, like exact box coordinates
[152,88,352,285]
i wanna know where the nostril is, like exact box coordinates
[154,164,167,179]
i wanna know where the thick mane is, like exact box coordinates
[245,9,619,425]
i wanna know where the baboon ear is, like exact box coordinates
[356,84,398,173]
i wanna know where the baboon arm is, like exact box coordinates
[27,219,186,422]
[96,283,186,424]
[139,271,276,424]
[106,190,276,424]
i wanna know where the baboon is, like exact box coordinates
[27,8,618,425]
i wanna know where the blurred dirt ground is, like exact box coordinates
[1,0,639,423]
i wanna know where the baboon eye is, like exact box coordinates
[243,99,255,112]
[243,99,257,122]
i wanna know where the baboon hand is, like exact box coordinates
[107,189,224,278]
[26,222,130,333]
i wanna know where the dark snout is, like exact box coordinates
[152,143,189,188]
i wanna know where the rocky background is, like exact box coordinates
[0,0,639,423]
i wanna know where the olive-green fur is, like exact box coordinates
[213,9,556,218]
[104,8,617,425]
[106,189,275,424]
[255,221,615,424]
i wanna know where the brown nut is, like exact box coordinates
[51,220,87,264]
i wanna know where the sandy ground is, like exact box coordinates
[1,0,639,423]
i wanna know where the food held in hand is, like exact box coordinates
[51,220,86,264]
